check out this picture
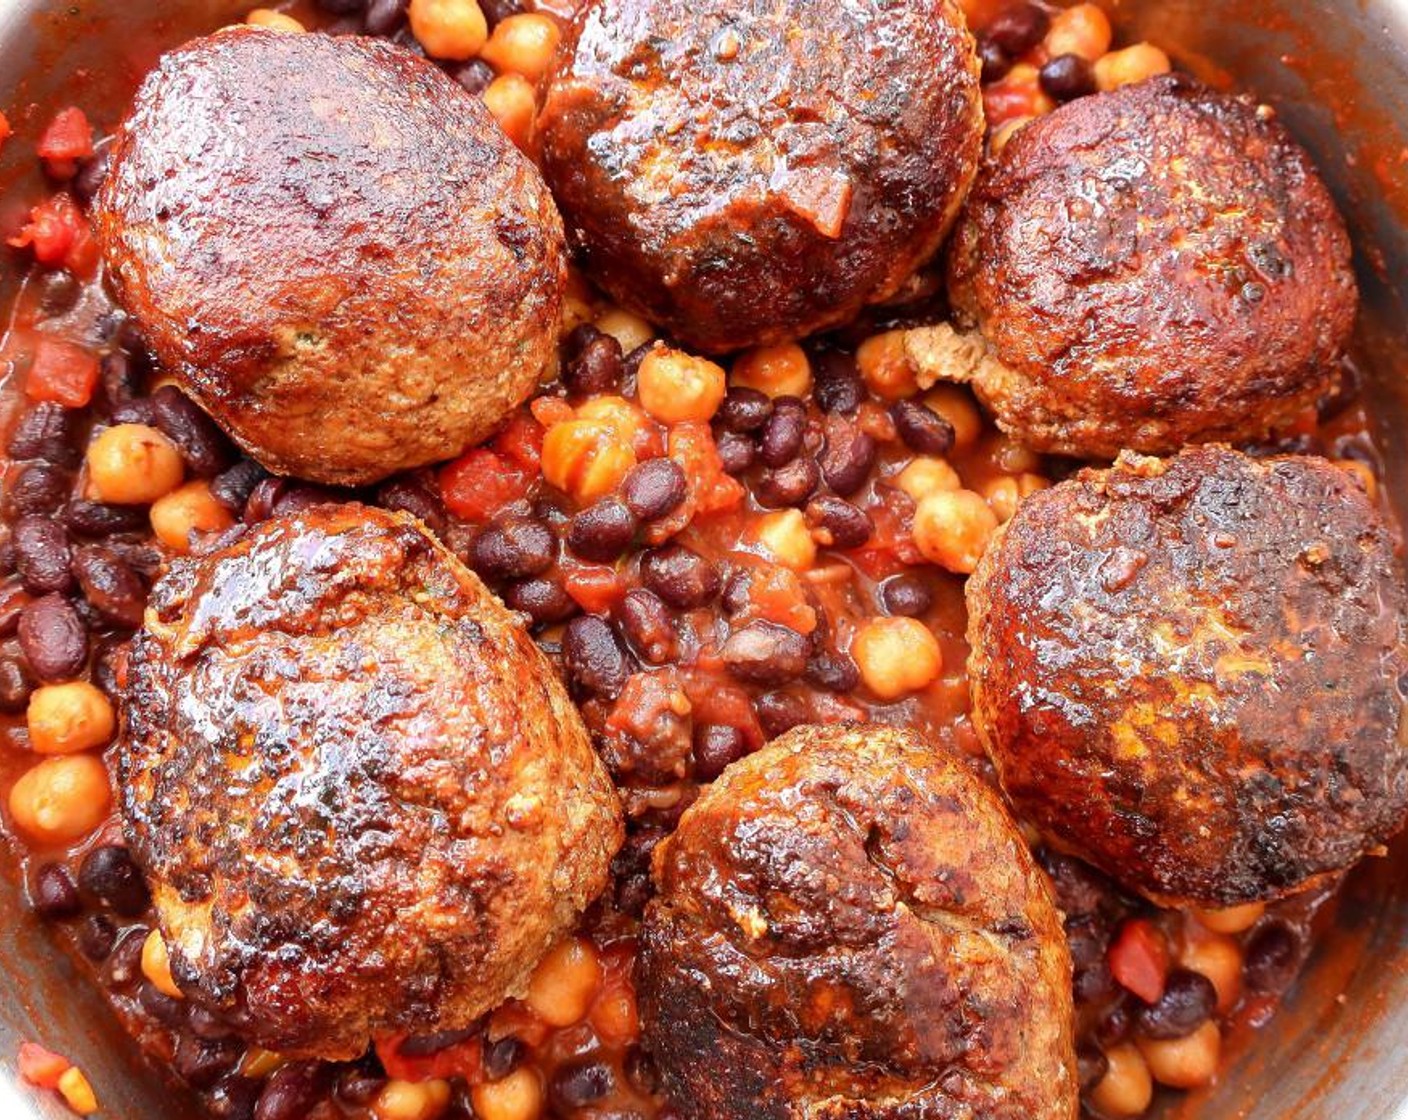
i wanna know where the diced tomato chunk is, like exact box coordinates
[438,447,530,524]
[563,564,624,613]
[668,422,744,518]
[36,107,94,176]
[374,1032,485,1085]
[492,409,545,471]
[25,337,100,408]
[18,1041,71,1089]
[0,111,12,148]
[1108,917,1170,1004]
[8,193,98,276]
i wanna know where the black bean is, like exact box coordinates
[563,616,631,700]
[7,402,81,467]
[617,588,677,664]
[549,1060,615,1112]
[18,594,87,681]
[109,398,161,427]
[1244,920,1303,993]
[188,1005,235,1041]
[376,474,446,535]
[12,515,74,595]
[1136,969,1216,1040]
[102,927,149,989]
[37,270,81,318]
[79,914,117,961]
[891,399,955,456]
[5,464,71,519]
[880,573,934,618]
[32,863,81,919]
[819,420,876,497]
[640,544,721,609]
[254,1063,328,1120]
[714,431,757,475]
[1077,1046,1109,1092]
[804,650,860,693]
[211,1076,263,1120]
[721,621,809,685]
[693,723,748,781]
[567,501,637,562]
[206,463,266,517]
[812,350,864,414]
[63,499,147,536]
[563,326,624,397]
[72,146,111,205]
[804,496,872,550]
[334,1070,385,1107]
[1094,997,1135,1047]
[445,56,496,93]
[103,539,162,579]
[73,546,146,629]
[318,0,366,11]
[399,1028,479,1057]
[362,0,408,35]
[503,577,578,626]
[79,845,152,917]
[986,3,1050,55]
[97,348,146,412]
[138,982,189,1028]
[754,690,809,738]
[623,458,687,521]
[177,1034,245,1090]
[715,387,773,433]
[759,397,808,467]
[978,36,1013,82]
[471,518,557,581]
[480,0,525,25]
[755,457,820,508]
[481,1036,525,1081]
[1039,52,1096,100]
[624,1047,661,1096]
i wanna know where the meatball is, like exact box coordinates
[95,28,566,486]
[117,505,622,1059]
[637,723,1078,1120]
[946,74,1357,458]
[538,0,983,353]
[967,447,1408,908]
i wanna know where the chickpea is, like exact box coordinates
[8,754,111,846]
[141,929,185,1000]
[594,307,655,354]
[86,424,184,505]
[483,74,536,152]
[982,476,1021,523]
[541,419,637,504]
[912,488,999,574]
[1017,472,1050,497]
[731,343,813,399]
[239,1048,286,1078]
[1094,43,1172,91]
[637,345,727,424]
[480,13,562,80]
[856,331,918,400]
[895,457,962,502]
[471,1068,543,1120]
[1138,1020,1221,1089]
[151,481,236,553]
[751,509,817,571]
[922,384,983,455]
[374,1078,452,1120]
[408,0,488,60]
[1002,63,1057,116]
[525,937,602,1027]
[851,617,943,700]
[245,8,305,31]
[1089,1043,1154,1117]
[986,433,1043,475]
[1045,3,1113,61]
[1178,930,1243,1013]
[1193,901,1265,935]
[590,985,639,1043]
[27,681,116,755]
[56,1066,98,1116]
[989,115,1032,156]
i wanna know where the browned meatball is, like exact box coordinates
[95,28,566,486]
[637,723,1077,1120]
[538,0,983,353]
[117,505,621,1059]
[946,74,1357,458]
[967,447,1408,909]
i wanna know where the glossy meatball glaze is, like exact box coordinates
[967,447,1408,907]
[96,28,566,486]
[118,505,622,1059]
[637,723,1078,1120]
[539,0,983,353]
[947,74,1357,458]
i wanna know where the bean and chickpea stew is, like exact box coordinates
[0,0,1403,1119]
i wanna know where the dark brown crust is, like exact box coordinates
[947,74,1357,458]
[538,0,983,353]
[636,723,1077,1120]
[967,447,1408,907]
[117,505,622,1059]
[96,28,566,486]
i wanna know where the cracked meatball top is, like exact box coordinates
[947,74,1357,458]
[967,447,1408,908]
[637,723,1078,1120]
[118,505,622,1059]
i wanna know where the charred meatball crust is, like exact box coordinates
[96,28,566,486]
[539,0,983,353]
[967,447,1408,908]
[947,74,1357,458]
[637,723,1078,1120]
[118,505,622,1059]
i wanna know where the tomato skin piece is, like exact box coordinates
[374,1032,486,1084]
[1109,917,1171,1004]
[438,447,530,524]
[18,1041,72,1089]
[7,193,98,276]
[25,337,101,408]
[36,107,94,177]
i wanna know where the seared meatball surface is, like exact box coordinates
[947,74,1356,458]
[967,447,1408,908]
[118,505,621,1059]
[637,723,1077,1120]
[539,0,983,353]
[96,28,566,486]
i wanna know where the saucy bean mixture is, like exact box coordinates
[0,1,1396,1119]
